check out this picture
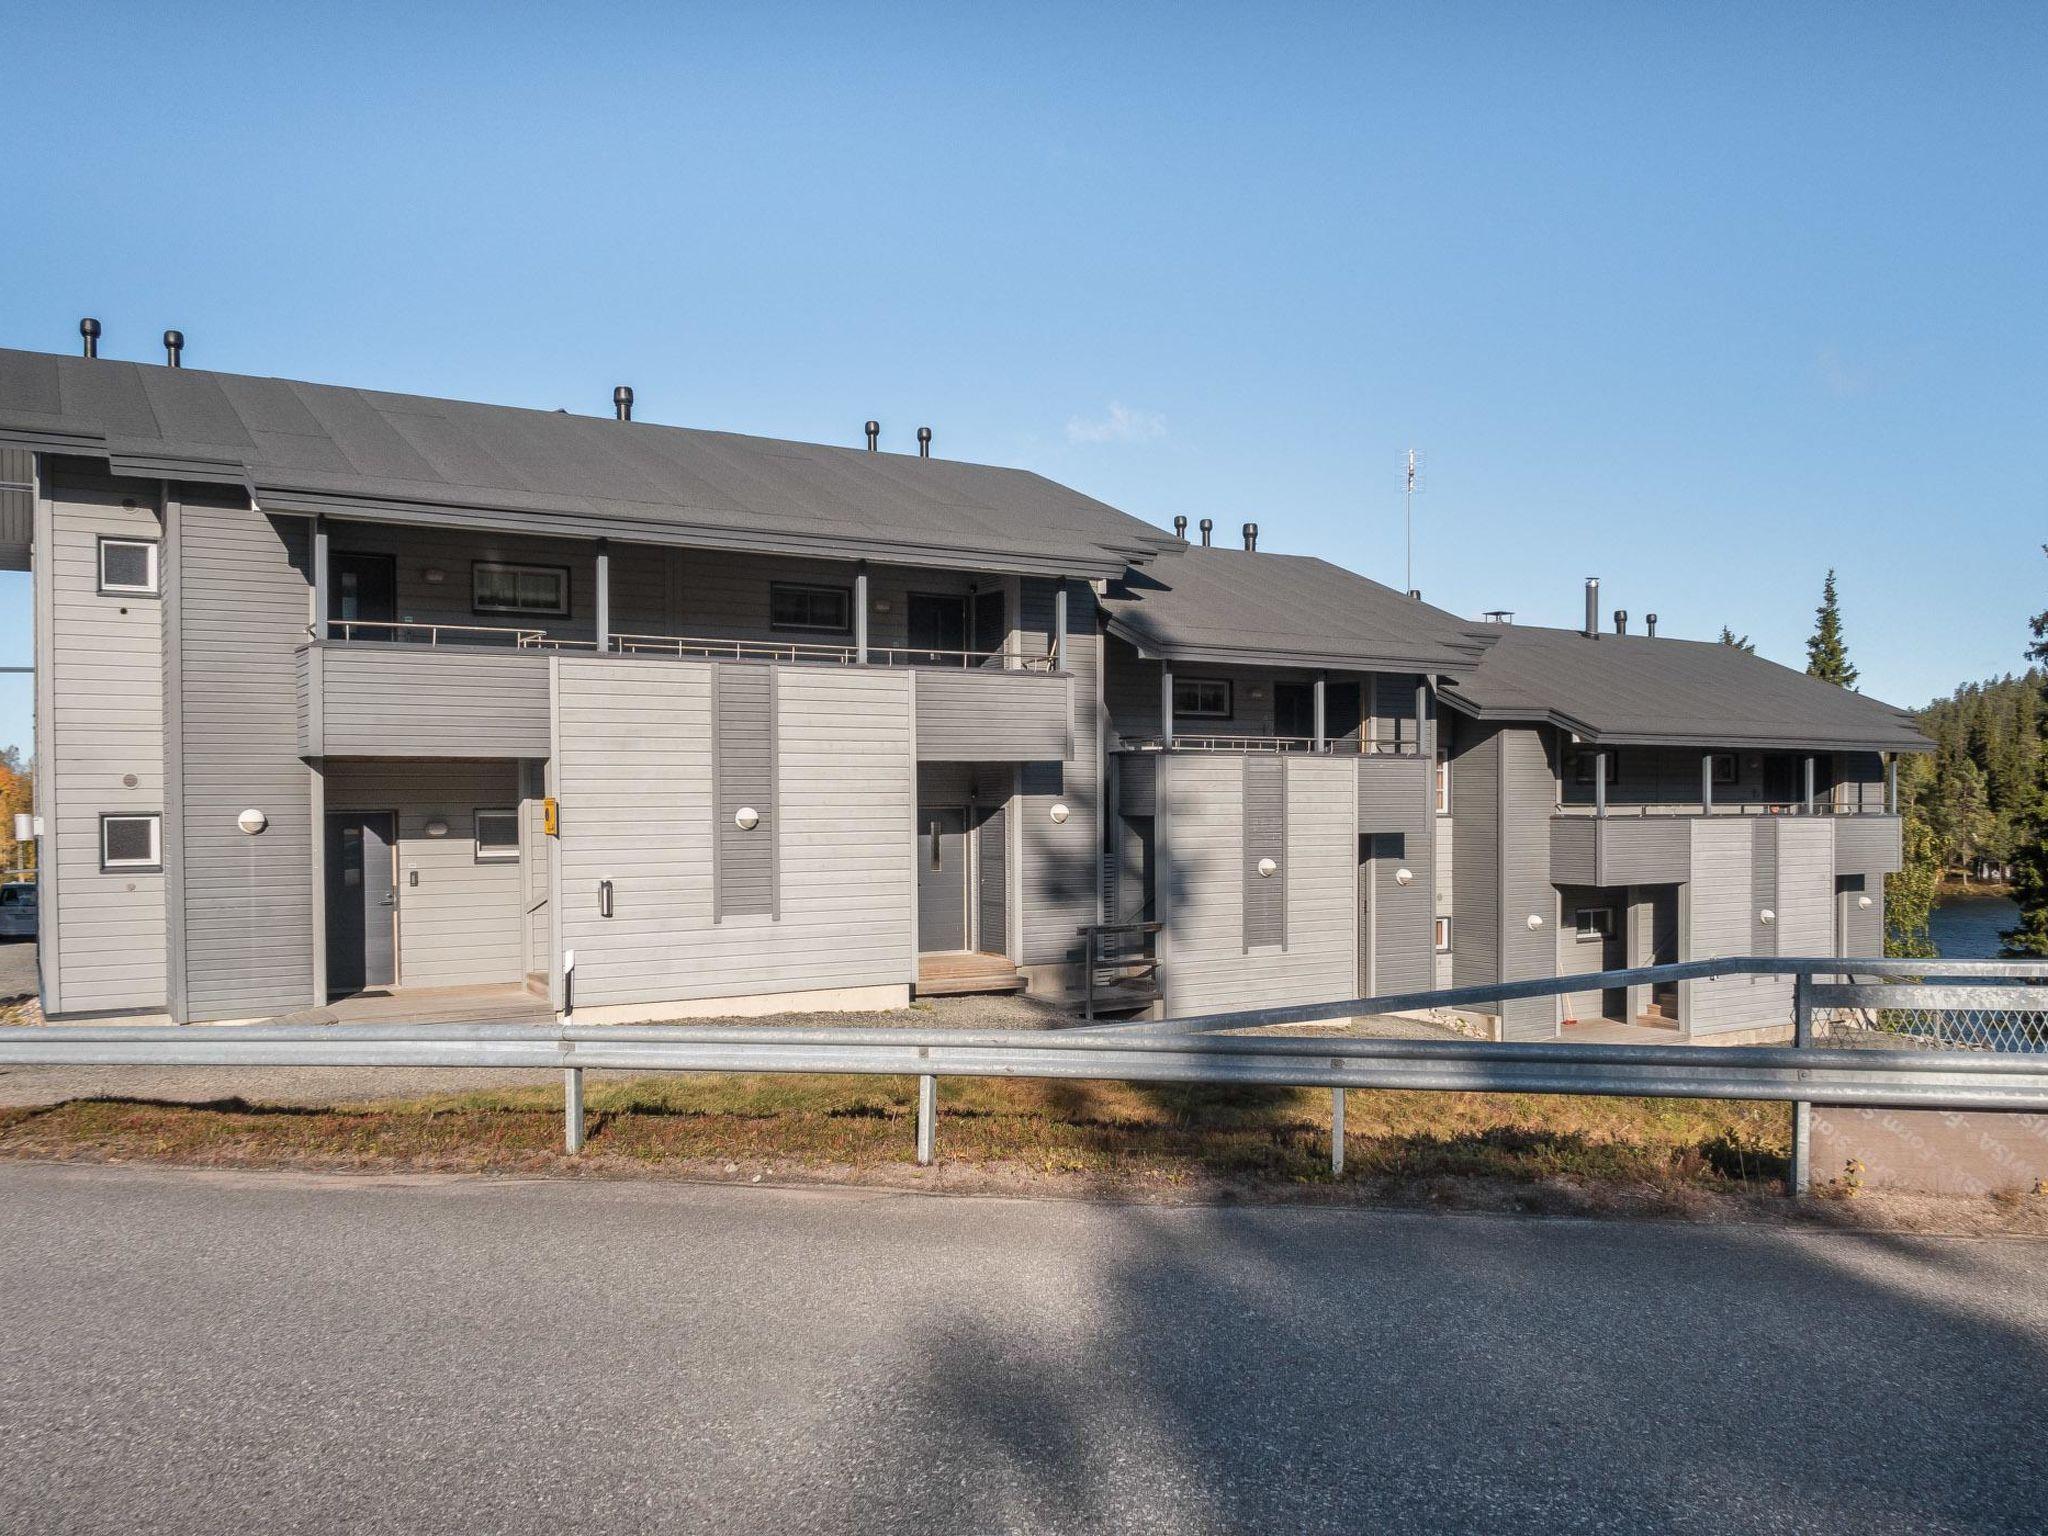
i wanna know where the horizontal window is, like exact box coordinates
[1434,916,1452,952]
[1573,906,1615,941]
[98,536,159,596]
[473,561,570,617]
[1173,678,1232,719]
[770,582,852,634]
[100,813,161,872]
[475,809,520,863]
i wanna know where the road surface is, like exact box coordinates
[1,1163,2043,1533]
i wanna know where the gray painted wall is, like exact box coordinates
[1359,756,1435,995]
[299,645,552,758]
[713,664,777,920]
[0,446,30,568]
[915,669,1071,762]
[1241,756,1287,949]
[1016,580,1101,968]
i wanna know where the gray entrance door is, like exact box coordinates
[918,807,969,952]
[326,811,397,995]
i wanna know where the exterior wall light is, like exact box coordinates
[1257,857,1278,878]
[1394,867,1414,886]
[424,818,450,838]
[1050,803,1070,824]
[1527,914,1544,930]
[1759,909,1776,926]
[734,807,760,830]
[422,568,447,584]
[1857,895,1874,910]
[237,808,268,835]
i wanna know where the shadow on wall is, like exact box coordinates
[880,1203,2048,1530]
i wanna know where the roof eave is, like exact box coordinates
[1104,616,1482,676]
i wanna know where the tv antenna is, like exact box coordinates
[1404,448,1423,593]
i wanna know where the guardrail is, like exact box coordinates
[1,957,2042,1191]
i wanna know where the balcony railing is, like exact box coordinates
[323,619,596,648]
[316,622,1059,670]
[1118,734,1419,756]
[1554,799,1894,818]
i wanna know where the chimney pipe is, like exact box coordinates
[1646,612,1659,637]
[1583,577,1600,638]
[1614,609,1628,636]
[1198,518,1213,547]
[1242,521,1258,552]
[79,317,100,358]
[1172,515,1187,540]
[864,420,879,452]
[613,386,633,422]
[916,426,932,459]
[1409,589,1423,601]
[163,330,184,368]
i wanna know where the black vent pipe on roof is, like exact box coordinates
[917,426,932,458]
[1410,589,1423,600]
[1198,517,1213,546]
[1172,515,1187,540]
[613,386,634,421]
[1646,613,1659,637]
[1614,609,1628,636]
[163,330,184,367]
[79,318,100,358]
[864,420,879,452]
[1242,522,1258,551]
[1584,577,1600,638]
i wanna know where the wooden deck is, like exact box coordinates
[1558,1016,1686,1045]
[915,951,1027,998]
[266,983,555,1028]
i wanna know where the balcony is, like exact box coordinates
[1114,733,1420,756]
[1551,805,1903,886]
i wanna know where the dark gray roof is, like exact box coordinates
[1440,624,1933,751]
[1101,547,1496,674]
[0,347,1177,577]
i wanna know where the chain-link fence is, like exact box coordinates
[1812,976,2048,1055]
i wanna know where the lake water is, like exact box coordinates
[1928,891,2021,958]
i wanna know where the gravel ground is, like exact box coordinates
[0,939,35,1005]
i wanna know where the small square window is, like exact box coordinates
[1574,906,1616,941]
[475,809,520,862]
[100,813,161,871]
[1434,916,1452,952]
[769,583,852,634]
[1573,748,1620,786]
[473,562,570,616]
[1173,678,1232,719]
[1710,753,1738,785]
[98,537,159,596]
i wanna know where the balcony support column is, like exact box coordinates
[1887,753,1898,815]
[594,539,610,654]
[1701,750,1714,814]
[1594,748,1607,820]
[1803,754,1815,816]
[1053,578,1068,672]
[855,562,870,664]
[311,516,329,641]
[1161,665,1175,750]
[1313,672,1326,752]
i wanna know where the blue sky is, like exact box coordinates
[3,1,2043,757]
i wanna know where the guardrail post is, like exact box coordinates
[1789,973,1813,1196]
[1331,1086,1346,1176]
[915,1074,937,1165]
[564,1066,585,1154]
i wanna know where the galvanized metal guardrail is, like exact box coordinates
[1,957,2043,1193]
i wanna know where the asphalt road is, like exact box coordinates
[1,1165,2044,1534]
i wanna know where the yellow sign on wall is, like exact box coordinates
[542,798,558,837]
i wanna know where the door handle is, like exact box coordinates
[599,879,614,918]
[929,821,941,870]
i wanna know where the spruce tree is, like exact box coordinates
[1718,627,1756,654]
[2003,550,2048,954]
[1805,569,1860,688]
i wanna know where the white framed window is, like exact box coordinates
[100,813,162,872]
[474,809,520,863]
[1173,677,1232,719]
[1434,916,1452,952]
[1573,906,1616,941]
[769,582,853,634]
[1434,748,1451,814]
[473,561,570,617]
[97,536,159,596]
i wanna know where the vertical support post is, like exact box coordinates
[564,1065,585,1154]
[1701,750,1714,814]
[1594,748,1608,819]
[1887,753,1898,816]
[854,561,870,664]
[1160,665,1175,748]
[1053,577,1068,673]
[1312,673,1327,751]
[1790,971,1813,1196]
[594,538,611,654]
[915,1073,937,1165]
[1803,755,1815,816]
[1331,1086,1346,1175]
[311,516,330,640]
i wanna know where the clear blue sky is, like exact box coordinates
[4,1,2043,758]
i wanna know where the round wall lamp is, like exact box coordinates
[1759,908,1776,926]
[1050,803,1071,824]
[422,567,447,585]
[424,818,450,838]
[1394,867,1414,886]
[734,806,760,830]
[1257,857,1278,878]
[236,808,268,835]
[1527,914,1545,930]
[1857,895,1874,910]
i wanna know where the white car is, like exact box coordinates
[0,882,37,939]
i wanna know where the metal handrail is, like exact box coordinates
[607,632,1058,670]
[1118,735,1416,755]
[1554,800,1896,818]
[321,619,563,647]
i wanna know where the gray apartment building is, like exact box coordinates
[0,339,1929,1039]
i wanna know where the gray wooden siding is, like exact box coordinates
[1554,883,1621,1022]
[1774,818,1836,958]
[1017,581,1101,967]
[978,801,1008,956]
[915,669,1071,762]
[523,762,550,977]
[1750,820,1778,957]
[1551,815,1692,888]
[327,523,604,646]
[1434,823,1454,917]
[1101,636,1346,744]
[1834,814,1902,877]
[298,645,551,757]
[714,664,777,920]
[1241,757,1287,949]
[1359,756,1435,996]
[1159,754,1355,1014]
[1118,753,1157,816]
[1449,726,1501,992]
[1371,673,1422,753]
[1683,819,1784,1036]
[169,503,317,1020]
[47,485,166,1012]
[1498,727,1560,1040]
[0,446,30,568]
[556,657,913,1006]
[325,760,525,987]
